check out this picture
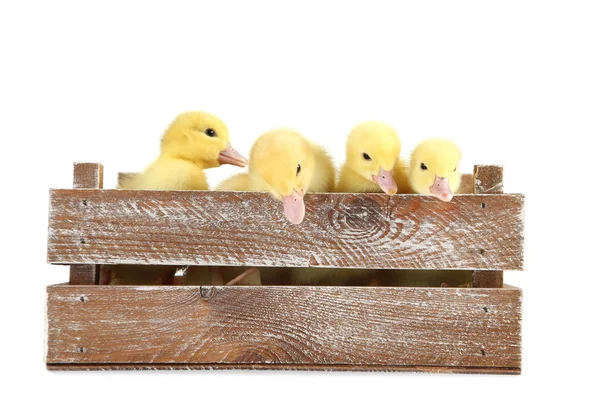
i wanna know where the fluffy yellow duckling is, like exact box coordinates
[105,111,248,285]
[119,111,248,190]
[216,128,335,224]
[407,138,462,201]
[391,138,469,287]
[183,128,335,286]
[336,121,410,195]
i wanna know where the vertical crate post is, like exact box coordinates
[69,163,103,285]
[472,165,504,288]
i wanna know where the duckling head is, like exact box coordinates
[160,111,248,168]
[250,129,315,224]
[345,122,401,194]
[409,139,462,201]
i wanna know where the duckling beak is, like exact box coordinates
[430,176,453,201]
[218,143,248,168]
[282,189,305,225]
[372,168,398,195]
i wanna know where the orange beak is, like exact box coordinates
[218,143,248,168]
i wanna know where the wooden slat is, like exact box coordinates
[46,285,522,369]
[69,264,100,286]
[73,162,103,189]
[47,191,524,270]
[472,165,508,287]
[46,363,520,374]
[69,163,103,285]
[458,173,473,194]
[474,165,503,194]
[473,271,504,288]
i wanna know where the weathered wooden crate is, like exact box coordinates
[45,163,523,373]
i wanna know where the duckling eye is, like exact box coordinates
[362,153,372,161]
[204,128,217,137]
[296,164,301,176]
[421,163,428,170]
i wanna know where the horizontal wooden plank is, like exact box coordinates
[47,191,524,270]
[46,363,520,374]
[46,285,522,369]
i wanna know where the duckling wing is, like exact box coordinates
[393,158,413,194]
[215,173,252,191]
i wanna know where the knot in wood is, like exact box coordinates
[338,196,384,231]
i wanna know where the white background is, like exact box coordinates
[1,0,599,398]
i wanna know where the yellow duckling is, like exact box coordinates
[407,138,462,201]
[217,128,335,224]
[183,128,335,286]
[105,111,248,285]
[336,121,409,195]
[389,138,469,288]
[119,111,248,190]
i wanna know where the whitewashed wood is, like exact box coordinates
[46,285,522,368]
[472,165,507,288]
[73,162,103,189]
[46,363,520,374]
[474,165,504,194]
[47,191,524,270]
[69,163,103,285]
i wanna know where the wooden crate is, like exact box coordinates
[45,163,523,373]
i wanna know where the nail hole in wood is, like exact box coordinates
[82,200,88,207]
[80,238,86,244]
[483,307,489,313]
[200,286,216,300]
[481,203,486,208]
[479,249,485,255]
[79,347,86,353]
[481,349,486,356]
[79,296,85,302]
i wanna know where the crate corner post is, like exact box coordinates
[472,164,505,288]
[69,162,103,285]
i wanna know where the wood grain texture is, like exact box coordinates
[46,363,520,374]
[474,165,503,194]
[472,165,507,288]
[46,285,521,368]
[73,163,103,189]
[47,191,524,270]
[473,271,503,288]
[69,163,103,285]
[69,264,100,286]
[459,173,473,194]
